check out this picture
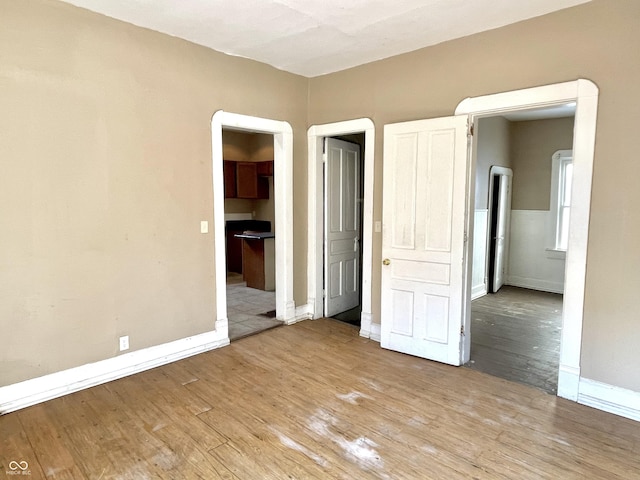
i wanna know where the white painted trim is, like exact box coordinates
[0,330,228,415]
[506,275,564,294]
[471,284,487,300]
[369,322,381,343]
[212,111,296,339]
[359,312,374,338]
[307,119,375,339]
[293,304,314,324]
[557,363,580,400]
[456,79,599,402]
[578,378,640,422]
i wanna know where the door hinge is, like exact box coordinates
[468,122,474,136]
[460,325,465,336]
[463,232,468,243]
[322,289,326,298]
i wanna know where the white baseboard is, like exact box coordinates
[0,329,229,415]
[369,323,381,342]
[557,364,580,401]
[578,378,640,422]
[506,275,564,294]
[359,312,374,339]
[290,304,313,324]
[471,283,487,300]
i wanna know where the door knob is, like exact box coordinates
[382,258,391,266]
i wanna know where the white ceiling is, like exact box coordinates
[59,0,591,77]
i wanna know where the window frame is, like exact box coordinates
[548,149,574,256]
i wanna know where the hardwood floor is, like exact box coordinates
[467,286,562,394]
[2,318,639,479]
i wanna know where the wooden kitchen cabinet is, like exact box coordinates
[236,162,269,199]
[256,160,274,177]
[223,160,237,198]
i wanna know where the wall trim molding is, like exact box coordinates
[369,323,381,342]
[506,275,564,294]
[0,329,229,415]
[578,378,640,422]
[293,304,313,324]
[471,284,487,300]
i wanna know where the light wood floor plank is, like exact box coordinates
[1,318,639,479]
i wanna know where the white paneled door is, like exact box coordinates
[324,138,361,317]
[381,116,469,366]
[492,172,512,292]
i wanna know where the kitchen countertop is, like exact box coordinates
[234,232,275,240]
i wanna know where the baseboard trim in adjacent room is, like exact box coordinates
[578,378,640,422]
[471,283,487,300]
[506,275,564,294]
[0,329,229,415]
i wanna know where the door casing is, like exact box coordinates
[307,119,376,338]
[456,79,599,401]
[211,111,296,342]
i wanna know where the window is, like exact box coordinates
[549,150,573,252]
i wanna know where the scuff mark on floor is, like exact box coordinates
[307,408,386,475]
[336,391,372,405]
[270,427,328,468]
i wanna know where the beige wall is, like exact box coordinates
[0,0,307,385]
[510,117,575,210]
[308,0,640,391]
[3,0,640,396]
[475,116,512,209]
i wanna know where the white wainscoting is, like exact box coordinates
[507,210,565,294]
[472,210,488,300]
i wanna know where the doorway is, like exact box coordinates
[307,119,376,338]
[222,129,281,340]
[324,135,365,326]
[211,111,295,344]
[378,79,598,402]
[468,110,574,394]
[487,167,512,294]
[456,80,598,401]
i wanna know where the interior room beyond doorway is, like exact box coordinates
[467,107,575,393]
[222,129,282,340]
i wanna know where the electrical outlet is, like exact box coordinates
[200,220,208,234]
[375,221,382,233]
[119,335,129,352]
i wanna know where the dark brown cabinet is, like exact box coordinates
[256,161,274,177]
[223,160,272,199]
[223,160,237,198]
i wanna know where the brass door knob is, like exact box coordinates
[382,258,391,266]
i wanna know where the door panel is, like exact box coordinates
[381,116,468,366]
[324,138,361,317]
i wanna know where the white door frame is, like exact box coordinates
[486,166,513,293]
[456,79,599,401]
[307,119,376,338]
[211,111,296,342]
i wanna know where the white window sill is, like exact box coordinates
[545,248,567,260]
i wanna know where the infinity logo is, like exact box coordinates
[8,461,29,471]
